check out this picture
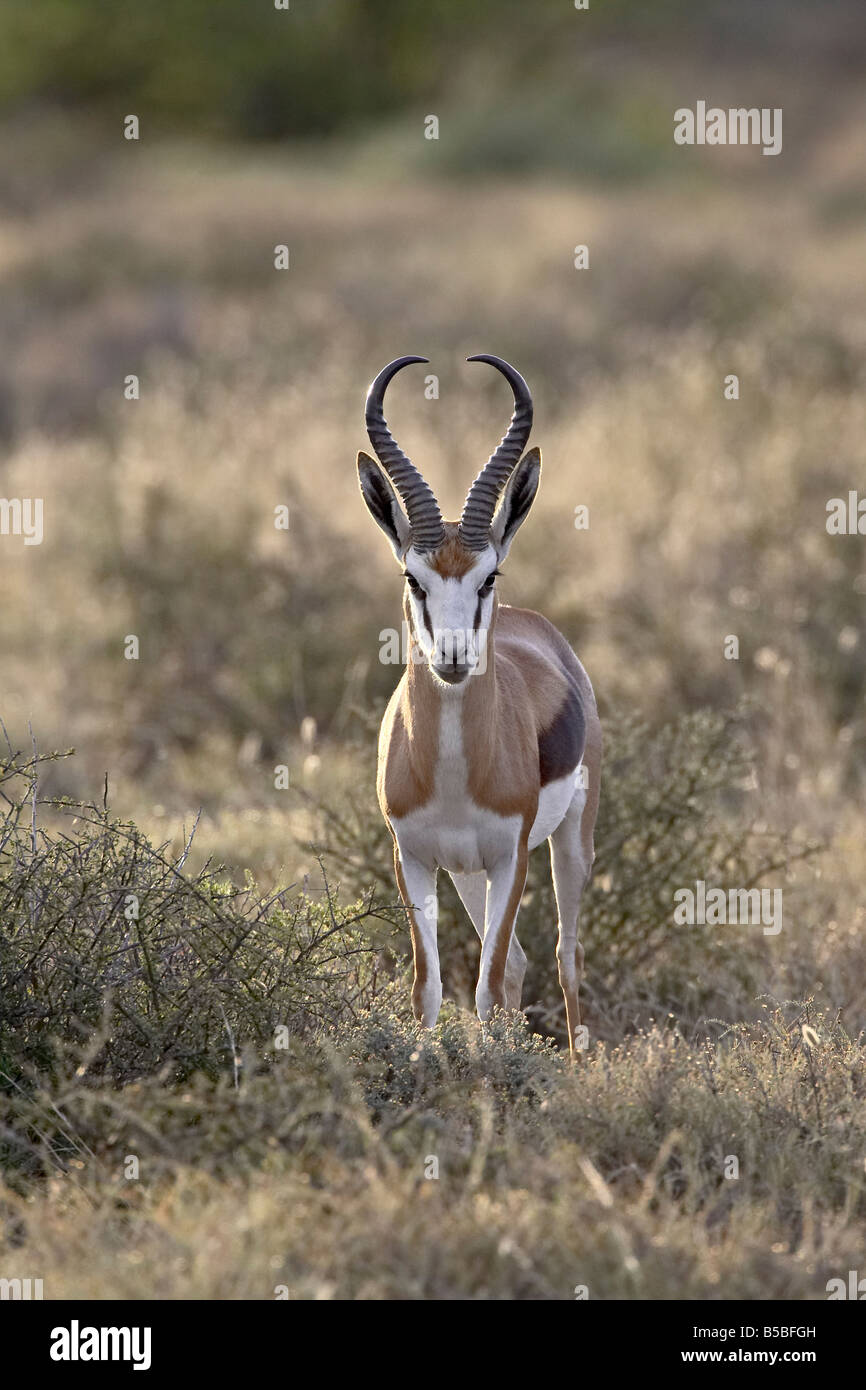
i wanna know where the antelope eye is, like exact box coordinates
[403,572,425,597]
[478,570,500,594]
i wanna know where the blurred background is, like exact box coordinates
[1,0,865,1010]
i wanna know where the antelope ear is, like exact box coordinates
[357,451,412,560]
[490,447,541,557]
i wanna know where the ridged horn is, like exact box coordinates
[458,354,533,550]
[365,356,445,553]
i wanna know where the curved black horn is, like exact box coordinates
[365,355,445,553]
[458,354,533,550]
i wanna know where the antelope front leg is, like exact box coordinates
[476,838,529,1021]
[393,846,441,1027]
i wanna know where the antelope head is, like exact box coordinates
[358,354,541,687]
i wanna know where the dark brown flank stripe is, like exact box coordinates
[538,678,586,787]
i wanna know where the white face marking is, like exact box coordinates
[403,542,499,687]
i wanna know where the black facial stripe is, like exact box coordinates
[474,594,483,631]
[419,593,433,639]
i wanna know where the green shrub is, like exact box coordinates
[0,736,401,1178]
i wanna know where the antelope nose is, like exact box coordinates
[433,660,471,685]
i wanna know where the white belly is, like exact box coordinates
[391,703,584,872]
[392,799,522,875]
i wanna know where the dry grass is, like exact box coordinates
[3,997,864,1300]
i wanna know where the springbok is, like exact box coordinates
[357,354,601,1055]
